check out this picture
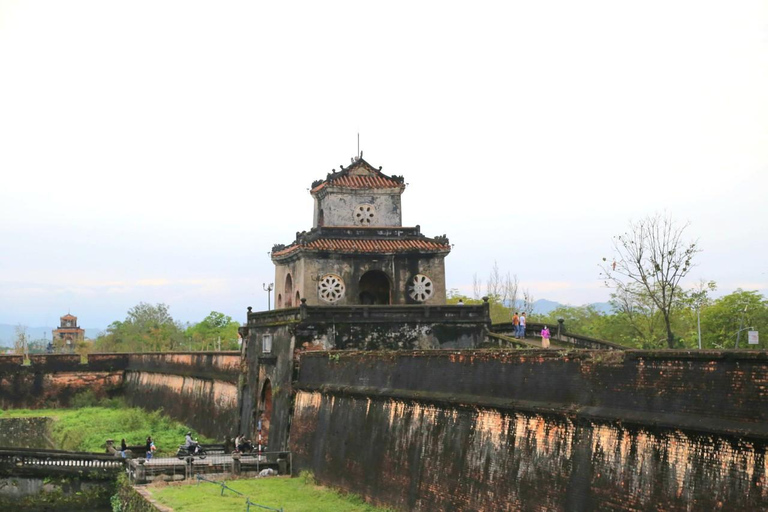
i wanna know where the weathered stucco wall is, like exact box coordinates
[239,305,491,449]
[123,352,241,440]
[0,352,242,440]
[291,350,768,511]
[0,354,127,409]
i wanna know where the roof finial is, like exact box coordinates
[357,132,360,159]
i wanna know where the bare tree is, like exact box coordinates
[486,261,502,301]
[600,213,699,348]
[14,324,29,358]
[609,283,664,347]
[472,273,482,300]
[502,272,519,310]
[522,289,535,315]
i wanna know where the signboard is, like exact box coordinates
[748,331,759,345]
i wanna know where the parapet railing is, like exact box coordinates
[0,351,243,372]
[0,447,125,471]
[246,301,491,327]
[491,321,625,350]
[127,450,291,484]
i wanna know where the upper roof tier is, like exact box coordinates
[310,157,405,195]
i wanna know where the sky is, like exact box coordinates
[0,1,766,331]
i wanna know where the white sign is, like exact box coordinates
[748,331,759,345]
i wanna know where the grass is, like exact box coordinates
[150,474,394,512]
[0,398,213,455]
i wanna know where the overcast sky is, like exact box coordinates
[1,1,766,330]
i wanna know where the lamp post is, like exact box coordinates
[735,305,748,349]
[263,283,274,311]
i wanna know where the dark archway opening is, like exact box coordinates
[284,274,293,308]
[358,270,391,305]
[318,209,325,227]
[259,380,272,448]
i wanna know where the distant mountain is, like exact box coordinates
[0,324,103,346]
[502,299,615,315]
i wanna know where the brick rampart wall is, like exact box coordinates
[0,353,241,440]
[291,350,768,511]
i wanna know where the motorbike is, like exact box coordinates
[176,444,207,459]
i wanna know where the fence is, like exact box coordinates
[196,474,284,512]
[127,451,290,484]
[0,447,124,475]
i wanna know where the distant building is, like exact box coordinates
[52,314,85,351]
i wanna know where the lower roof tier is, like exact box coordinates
[271,228,450,261]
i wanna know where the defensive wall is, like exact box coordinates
[0,352,241,440]
[4,314,768,510]
[290,350,768,511]
[238,302,491,450]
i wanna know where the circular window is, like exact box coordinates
[408,274,434,302]
[354,204,376,225]
[318,274,345,303]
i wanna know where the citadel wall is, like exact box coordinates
[291,350,768,511]
[0,352,240,439]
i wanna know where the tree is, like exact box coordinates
[699,290,767,349]
[601,213,699,348]
[93,303,185,352]
[14,324,29,357]
[609,283,665,348]
[186,311,241,351]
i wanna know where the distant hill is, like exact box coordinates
[0,324,103,346]
[502,299,615,315]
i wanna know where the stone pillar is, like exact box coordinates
[232,452,241,476]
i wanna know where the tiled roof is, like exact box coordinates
[310,158,404,193]
[313,174,402,191]
[272,237,450,258]
[61,314,76,320]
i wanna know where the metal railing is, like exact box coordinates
[127,450,290,483]
[196,474,283,511]
[0,447,124,471]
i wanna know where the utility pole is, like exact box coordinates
[263,283,274,311]
[696,306,702,350]
[736,305,748,349]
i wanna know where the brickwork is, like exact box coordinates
[291,350,768,511]
[0,352,241,440]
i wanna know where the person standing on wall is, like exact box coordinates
[520,313,527,339]
[541,325,551,349]
[512,312,520,338]
[145,436,155,460]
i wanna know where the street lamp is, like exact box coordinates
[263,283,274,311]
[735,304,748,349]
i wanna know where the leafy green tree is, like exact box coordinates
[185,311,241,351]
[94,303,185,353]
[699,290,767,349]
[447,290,513,324]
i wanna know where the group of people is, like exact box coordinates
[119,436,156,459]
[512,312,552,348]
[511,312,527,338]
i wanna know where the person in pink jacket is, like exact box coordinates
[541,326,551,349]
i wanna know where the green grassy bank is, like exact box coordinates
[0,398,212,455]
[148,473,393,512]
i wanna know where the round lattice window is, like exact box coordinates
[354,204,376,225]
[318,274,345,303]
[408,274,434,302]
